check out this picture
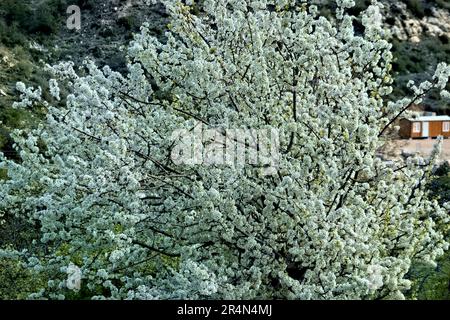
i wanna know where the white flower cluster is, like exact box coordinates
[0,0,448,300]
[366,265,384,290]
[361,2,384,38]
[434,62,450,90]
[49,79,61,101]
[12,82,43,108]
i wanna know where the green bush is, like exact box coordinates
[405,0,425,19]
[407,163,450,300]
[0,258,47,299]
[118,15,139,32]
[14,60,34,79]
[0,21,27,46]
[0,0,65,36]
[72,0,96,10]
[26,5,58,35]
[436,0,450,10]
[427,162,450,206]
[0,0,31,26]
[0,0,30,45]
[390,35,450,112]
[407,254,450,300]
[0,128,7,151]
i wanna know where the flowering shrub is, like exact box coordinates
[0,0,449,300]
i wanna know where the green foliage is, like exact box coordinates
[407,253,450,300]
[118,15,139,32]
[27,5,58,35]
[104,53,128,73]
[14,61,34,79]
[405,0,425,19]
[0,0,57,165]
[0,0,68,37]
[429,175,450,205]
[391,36,450,110]
[99,26,115,38]
[0,0,31,25]
[0,127,7,156]
[427,162,450,207]
[436,0,450,10]
[0,258,47,299]
[0,107,35,130]
[72,0,96,10]
[407,163,450,300]
[391,38,429,75]
[0,169,7,180]
[0,21,27,47]
[0,44,44,141]
[434,162,450,177]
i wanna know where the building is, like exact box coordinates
[399,115,450,139]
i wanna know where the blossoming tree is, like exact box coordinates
[1,0,449,299]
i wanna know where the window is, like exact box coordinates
[443,122,450,132]
[412,122,421,133]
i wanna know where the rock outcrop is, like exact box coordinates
[385,2,450,42]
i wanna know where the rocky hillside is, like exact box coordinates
[54,0,169,71]
[0,0,168,158]
[382,0,450,111]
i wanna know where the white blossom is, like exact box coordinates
[366,265,384,291]
[0,0,448,300]
[49,79,61,101]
